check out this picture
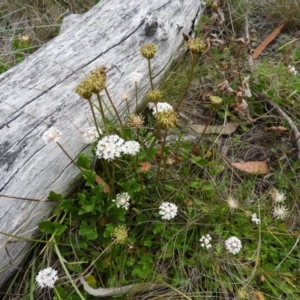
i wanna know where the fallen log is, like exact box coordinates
[0,0,204,287]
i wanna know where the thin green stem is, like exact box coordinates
[81,242,115,276]
[155,126,167,183]
[53,239,85,300]
[193,108,214,149]
[162,129,168,181]
[135,82,139,112]
[125,98,130,113]
[175,54,197,111]
[95,93,109,135]
[87,98,102,137]
[56,142,81,171]
[147,59,154,90]
[161,282,192,300]
[104,87,126,134]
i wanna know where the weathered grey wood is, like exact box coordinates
[0,0,204,286]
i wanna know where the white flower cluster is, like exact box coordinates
[251,213,261,225]
[272,190,286,204]
[288,65,297,76]
[225,236,242,255]
[270,189,289,220]
[82,126,102,144]
[200,234,212,249]
[96,134,124,160]
[36,267,58,288]
[226,196,239,209]
[272,205,289,220]
[96,134,140,160]
[128,72,143,84]
[113,192,130,210]
[147,102,174,116]
[120,91,130,100]
[159,202,178,220]
[42,127,63,144]
[122,141,140,155]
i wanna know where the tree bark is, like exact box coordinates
[0,0,204,287]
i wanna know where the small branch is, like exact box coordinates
[258,93,300,158]
[244,11,254,71]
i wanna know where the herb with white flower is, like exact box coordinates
[200,234,212,249]
[96,134,125,160]
[225,236,242,255]
[36,267,58,288]
[42,127,63,144]
[82,126,101,144]
[112,192,130,210]
[159,202,178,220]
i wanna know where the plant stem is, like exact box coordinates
[53,239,86,300]
[193,108,214,149]
[147,59,154,90]
[95,93,109,135]
[162,129,168,181]
[162,282,193,300]
[135,82,139,112]
[87,98,102,137]
[104,87,125,134]
[175,54,197,111]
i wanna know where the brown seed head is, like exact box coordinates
[127,114,144,129]
[87,74,106,93]
[112,226,128,244]
[140,43,157,59]
[187,38,206,53]
[140,162,151,172]
[156,110,178,129]
[75,80,93,100]
[146,89,162,103]
[209,95,222,106]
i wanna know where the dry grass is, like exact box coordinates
[0,0,95,71]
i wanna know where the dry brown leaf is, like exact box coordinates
[231,99,254,123]
[249,291,265,300]
[241,76,252,97]
[265,126,288,135]
[218,80,234,93]
[95,174,111,195]
[223,157,269,174]
[252,19,290,59]
[189,122,239,135]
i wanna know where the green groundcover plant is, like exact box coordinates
[3,1,300,299]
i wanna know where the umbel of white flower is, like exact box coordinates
[147,102,174,116]
[159,202,178,220]
[96,134,141,160]
[200,234,212,249]
[121,141,140,155]
[251,213,261,225]
[225,236,242,255]
[96,134,125,160]
[128,72,143,84]
[42,127,63,144]
[83,126,102,144]
[113,192,130,210]
[36,267,58,288]
[272,205,289,220]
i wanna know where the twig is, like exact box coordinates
[276,236,300,270]
[0,194,55,202]
[257,92,300,158]
[244,11,254,71]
